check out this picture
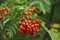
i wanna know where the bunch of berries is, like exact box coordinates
[0,7,10,14]
[25,7,36,15]
[18,17,40,35]
[18,7,40,35]
[0,7,10,20]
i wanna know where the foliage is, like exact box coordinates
[0,0,60,40]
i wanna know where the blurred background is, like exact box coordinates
[0,0,60,40]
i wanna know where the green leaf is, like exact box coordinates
[19,7,24,10]
[39,1,46,14]
[30,1,40,6]
[5,29,13,32]
[14,0,27,4]
[14,24,18,30]
[12,27,16,34]
[7,32,13,38]
[8,26,16,35]
[43,2,51,13]
[43,0,51,5]
[3,18,10,24]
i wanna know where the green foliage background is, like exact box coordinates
[0,0,60,40]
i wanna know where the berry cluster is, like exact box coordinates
[18,18,40,35]
[0,7,10,14]
[25,7,35,15]
[18,7,40,35]
[0,7,10,20]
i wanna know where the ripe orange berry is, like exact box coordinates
[29,31,35,35]
[22,17,26,21]
[29,28,32,32]
[28,21,30,24]
[20,25,23,29]
[3,11,8,14]
[22,27,25,31]
[32,7,35,10]
[28,9,32,12]
[0,9,2,12]
[24,20,28,23]
[32,21,36,24]
[2,8,6,11]
[0,9,3,14]
[26,28,30,33]
[34,24,39,27]
[25,11,29,15]
[18,29,24,34]
[36,20,40,23]
[5,7,10,12]
[22,22,26,26]
[31,24,34,28]
[27,25,31,29]
[0,16,3,20]
[29,16,32,20]
[28,11,32,15]
[31,7,36,12]
[18,21,21,25]
[33,28,36,32]
[26,23,29,26]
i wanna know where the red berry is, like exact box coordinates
[18,29,24,34]
[22,17,26,21]
[36,20,40,23]
[27,21,31,26]
[29,16,32,20]
[0,9,2,12]
[18,21,21,25]
[33,28,36,32]
[37,24,39,26]
[22,27,25,31]
[0,16,3,20]
[31,7,35,12]
[28,11,32,15]
[34,24,39,27]
[31,24,34,28]
[32,7,35,9]
[27,25,31,29]
[2,11,7,14]
[25,23,29,26]
[25,11,29,15]
[28,21,30,24]
[24,20,28,23]
[26,28,30,33]
[35,24,40,29]
[32,21,36,24]
[22,22,26,26]
[2,8,6,11]
[29,29,32,32]
[29,32,35,35]
[28,9,32,12]
[20,25,23,29]
[5,7,10,12]
[19,25,26,31]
